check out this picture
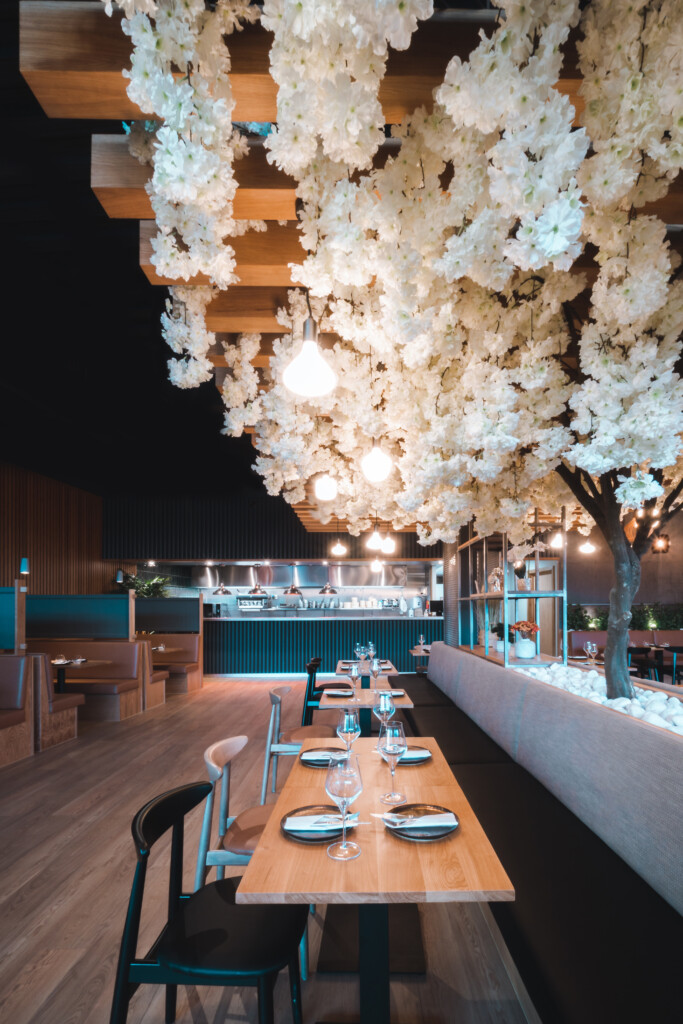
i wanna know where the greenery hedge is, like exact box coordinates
[568,603,683,631]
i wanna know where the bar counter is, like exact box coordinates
[204,616,443,674]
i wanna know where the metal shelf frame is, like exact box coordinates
[456,509,568,668]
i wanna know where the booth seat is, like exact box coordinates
[406,642,683,1024]
[149,633,202,693]
[26,640,143,721]
[30,653,85,750]
[137,640,167,710]
[0,655,33,767]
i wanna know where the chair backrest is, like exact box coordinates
[204,735,248,782]
[269,685,291,706]
[0,655,27,711]
[133,781,212,855]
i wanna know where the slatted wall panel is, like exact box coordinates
[103,494,442,561]
[442,542,459,647]
[0,463,135,593]
[204,618,444,674]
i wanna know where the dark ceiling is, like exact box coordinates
[2,3,262,498]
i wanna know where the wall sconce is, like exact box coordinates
[19,557,30,575]
[652,534,670,554]
[115,569,124,584]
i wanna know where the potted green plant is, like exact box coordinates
[114,572,170,598]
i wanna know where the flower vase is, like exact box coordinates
[495,640,505,653]
[514,637,537,659]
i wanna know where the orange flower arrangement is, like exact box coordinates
[511,620,540,640]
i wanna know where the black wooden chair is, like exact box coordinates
[109,782,307,1024]
[301,657,353,726]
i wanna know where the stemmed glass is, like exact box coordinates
[583,641,598,667]
[325,753,363,861]
[354,642,363,662]
[370,657,381,687]
[349,662,360,701]
[418,633,425,648]
[337,708,361,755]
[378,721,408,805]
[372,690,395,750]
[367,641,376,660]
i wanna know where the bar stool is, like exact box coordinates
[261,686,336,804]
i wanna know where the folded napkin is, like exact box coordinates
[284,812,358,832]
[399,748,431,762]
[384,812,456,830]
[324,689,354,697]
[52,659,68,665]
[300,750,344,764]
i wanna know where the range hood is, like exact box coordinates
[193,563,412,590]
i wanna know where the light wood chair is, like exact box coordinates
[260,686,336,805]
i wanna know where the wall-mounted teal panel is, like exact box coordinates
[135,598,200,634]
[27,595,130,639]
[204,618,443,674]
[0,588,14,649]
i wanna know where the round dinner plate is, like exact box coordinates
[384,803,459,843]
[299,746,346,768]
[398,745,432,766]
[280,804,346,844]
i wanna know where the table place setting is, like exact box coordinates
[280,805,362,844]
[373,804,459,842]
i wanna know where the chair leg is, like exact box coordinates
[257,974,275,1024]
[165,984,177,1023]
[299,926,308,982]
[271,753,278,794]
[109,978,131,1024]
[289,952,304,1024]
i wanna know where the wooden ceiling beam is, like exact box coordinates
[92,135,297,221]
[139,221,302,287]
[21,3,583,122]
[204,287,291,332]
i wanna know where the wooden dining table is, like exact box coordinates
[50,658,112,694]
[328,667,411,736]
[336,659,398,676]
[236,736,514,1024]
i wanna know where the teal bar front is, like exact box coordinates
[204,618,443,674]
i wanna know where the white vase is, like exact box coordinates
[514,637,537,659]
[496,640,505,653]
[478,630,498,649]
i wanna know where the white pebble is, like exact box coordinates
[642,712,669,727]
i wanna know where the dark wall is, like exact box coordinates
[103,494,442,561]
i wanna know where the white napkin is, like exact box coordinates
[284,812,357,832]
[384,812,456,830]
[398,748,431,762]
[324,689,354,697]
[52,658,68,665]
[386,689,405,697]
[300,750,344,764]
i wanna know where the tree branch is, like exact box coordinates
[555,462,605,529]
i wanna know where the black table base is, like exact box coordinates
[317,904,425,975]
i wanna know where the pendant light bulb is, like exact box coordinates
[549,532,563,550]
[371,558,383,573]
[282,317,337,398]
[579,540,596,554]
[314,474,338,502]
[381,535,396,554]
[331,539,347,557]
[367,529,383,551]
[361,445,393,483]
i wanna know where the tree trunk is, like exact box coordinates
[602,499,641,700]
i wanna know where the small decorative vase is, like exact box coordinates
[479,630,498,649]
[495,640,505,653]
[514,637,537,659]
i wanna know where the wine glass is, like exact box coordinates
[354,642,363,661]
[349,661,360,701]
[367,641,376,660]
[337,708,361,754]
[418,633,425,648]
[372,690,395,750]
[583,641,598,666]
[325,753,363,861]
[370,657,381,687]
[378,721,408,805]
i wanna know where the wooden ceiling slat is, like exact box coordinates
[92,135,297,221]
[205,287,291,332]
[21,3,582,122]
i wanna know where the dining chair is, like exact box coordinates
[301,658,351,726]
[194,736,311,981]
[109,781,306,1024]
[260,686,336,804]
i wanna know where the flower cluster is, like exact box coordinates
[161,285,216,388]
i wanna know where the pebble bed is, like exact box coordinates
[516,663,683,736]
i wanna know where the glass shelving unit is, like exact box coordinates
[456,509,568,668]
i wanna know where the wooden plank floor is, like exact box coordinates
[0,676,531,1024]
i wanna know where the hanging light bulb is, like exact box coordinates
[282,316,337,398]
[579,540,596,554]
[314,474,338,501]
[549,532,563,550]
[331,539,347,556]
[366,528,383,551]
[361,445,393,483]
[381,535,396,554]
[371,557,383,573]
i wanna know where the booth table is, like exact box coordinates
[51,658,112,694]
[335,659,397,676]
[236,737,514,1024]
[331,663,406,735]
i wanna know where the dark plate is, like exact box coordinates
[280,804,345,844]
[398,745,432,766]
[384,803,458,842]
[299,747,346,768]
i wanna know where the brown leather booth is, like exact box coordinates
[0,655,33,767]
[26,640,143,721]
[150,633,202,694]
[31,653,85,750]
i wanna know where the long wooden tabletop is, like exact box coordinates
[236,737,514,905]
[319,679,414,711]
